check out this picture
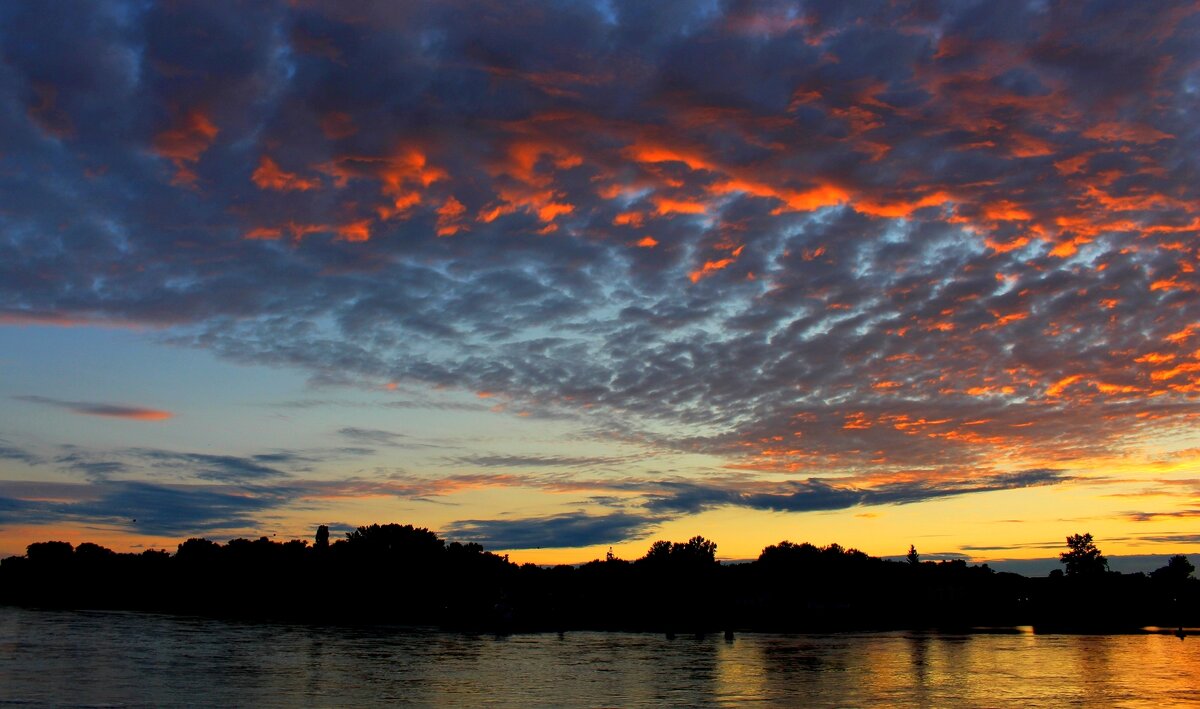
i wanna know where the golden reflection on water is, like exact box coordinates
[2,608,1199,707]
[714,631,1200,707]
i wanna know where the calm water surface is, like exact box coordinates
[1,607,1198,707]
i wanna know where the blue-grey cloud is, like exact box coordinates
[55,450,130,480]
[126,449,294,482]
[0,495,36,526]
[646,469,1069,514]
[68,481,283,535]
[41,442,380,483]
[267,399,487,412]
[1125,509,1200,522]
[443,511,660,550]
[0,437,39,466]
[958,540,1071,553]
[0,0,1197,523]
[1138,534,1200,545]
[452,454,631,469]
[0,479,287,536]
[338,427,407,446]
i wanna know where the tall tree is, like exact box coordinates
[1059,533,1108,577]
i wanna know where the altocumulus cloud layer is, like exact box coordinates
[2,1,1200,545]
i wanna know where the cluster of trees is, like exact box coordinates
[1,526,1195,632]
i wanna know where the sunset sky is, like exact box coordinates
[2,0,1199,566]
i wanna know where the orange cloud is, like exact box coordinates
[1083,122,1174,144]
[473,135,584,227]
[613,211,645,227]
[151,109,219,187]
[506,140,583,185]
[1046,374,1085,397]
[252,156,321,192]
[1150,361,1200,382]
[1165,325,1198,344]
[654,196,708,215]
[688,257,735,283]
[537,202,575,222]
[244,226,283,240]
[377,191,422,220]
[981,201,1032,221]
[317,147,446,193]
[436,196,467,237]
[624,141,714,171]
[1054,154,1090,175]
[985,235,1031,253]
[243,221,364,242]
[1008,132,1055,158]
[710,179,849,214]
[336,220,372,242]
[842,411,873,430]
[855,191,952,219]
[478,186,572,225]
[113,409,173,421]
[1085,185,1187,213]
[285,222,330,240]
[381,148,446,191]
[1150,276,1198,293]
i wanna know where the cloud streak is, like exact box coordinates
[645,469,1070,514]
[443,511,660,550]
[14,396,173,421]
[0,480,286,536]
[451,454,632,469]
[0,438,40,466]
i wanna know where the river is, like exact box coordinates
[1,607,1197,707]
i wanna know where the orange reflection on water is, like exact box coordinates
[3,608,1198,707]
[714,632,1200,707]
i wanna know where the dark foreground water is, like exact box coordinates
[1,607,1198,707]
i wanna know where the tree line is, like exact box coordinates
[1,525,1195,633]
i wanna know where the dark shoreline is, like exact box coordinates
[3,525,1196,634]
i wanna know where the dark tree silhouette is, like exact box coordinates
[74,542,115,562]
[1152,554,1195,583]
[639,536,717,569]
[676,536,718,565]
[907,545,920,565]
[642,540,674,564]
[2,526,1197,632]
[26,541,74,564]
[344,523,444,558]
[1060,533,1108,577]
[176,537,222,563]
